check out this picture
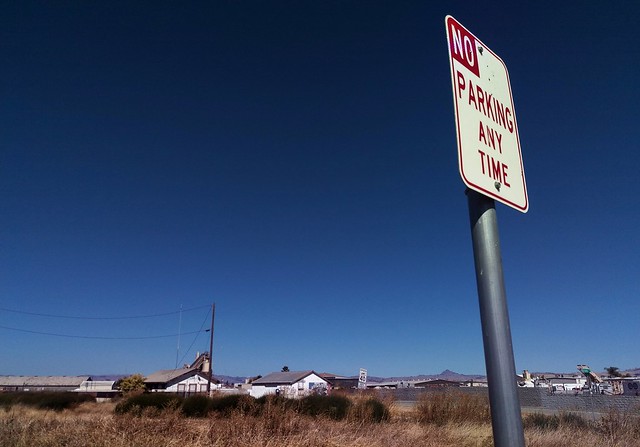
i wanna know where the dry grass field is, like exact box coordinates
[0,392,638,447]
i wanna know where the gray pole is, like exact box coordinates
[206,303,216,395]
[467,189,525,447]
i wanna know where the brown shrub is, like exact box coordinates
[2,397,640,447]
[597,407,640,446]
[416,390,491,426]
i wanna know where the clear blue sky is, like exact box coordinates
[1,1,638,378]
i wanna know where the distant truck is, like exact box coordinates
[618,378,640,396]
[577,364,603,394]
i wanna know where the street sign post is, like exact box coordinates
[445,16,526,447]
[466,190,525,447]
[358,368,367,390]
[446,15,528,213]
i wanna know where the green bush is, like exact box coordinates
[116,374,146,394]
[299,394,351,420]
[111,391,389,423]
[181,395,212,417]
[209,394,238,413]
[115,393,269,417]
[0,393,18,409]
[115,393,181,415]
[0,392,93,411]
[256,394,297,413]
[227,394,262,415]
[209,394,252,414]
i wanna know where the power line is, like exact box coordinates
[0,324,209,340]
[0,305,210,320]
[177,306,212,367]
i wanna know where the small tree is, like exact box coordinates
[117,374,147,394]
[605,366,622,377]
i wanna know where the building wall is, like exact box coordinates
[159,375,217,395]
[547,377,586,392]
[249,384,273,398]
[250,373,327,399]
[619,380,640,396]
[518,387,640,413]
[370,386,640,414]
[0,385,81,392]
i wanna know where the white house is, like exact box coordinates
[548,376,587,393]
[145,368,219,395]
[73,380,119,402]
[249,370,328,399]
[145,352,220,395]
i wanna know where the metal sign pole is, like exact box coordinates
[467,189,525,447]
[206,303,216,395]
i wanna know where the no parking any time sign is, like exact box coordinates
[446,16,528,212]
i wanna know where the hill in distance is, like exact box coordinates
[88,367,640,386]
[365,370,486,383]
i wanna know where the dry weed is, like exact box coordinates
[2,398,638,447]
[416,390,491,426]
[446,423,493,447]
[0,402,454,447]
[596,407,640,447]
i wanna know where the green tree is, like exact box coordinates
[117,373,147,394]
[605,366,622,377]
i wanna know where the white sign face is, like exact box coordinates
[446,16,528,212]
[358,368,367,389]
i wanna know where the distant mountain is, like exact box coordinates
[366,370,485,383]
[202,370,487,385]
[85,374,128,381]
[84,367,638,386]
[202,367,640,384]
[623,367,640,376]
[215,375,247,385]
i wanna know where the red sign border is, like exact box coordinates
[446,15,529,213]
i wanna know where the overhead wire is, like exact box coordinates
[177,306,212,367]
[0,324,209,340]
[0,304,212,341]
[0,304,210,320]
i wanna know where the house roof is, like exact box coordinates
[252,370,320,386]
[365,381,400,388]
[0,376,91,387]
[144,368,199,384]
[74,381,117,392]
[317,372,345,380]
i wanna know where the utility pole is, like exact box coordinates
[175,304,183,368]
[468,190,525,447]
[206,303,216,395]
